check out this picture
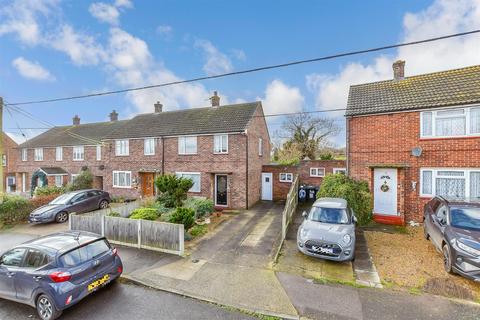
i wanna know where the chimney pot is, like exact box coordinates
[110,110,118,122]
[393,60,405,80]
[73,115,80,125]
[154,101,163,113]
[210,91,220,107]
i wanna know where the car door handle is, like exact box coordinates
[33,276,43,281]
[7,272,15,278]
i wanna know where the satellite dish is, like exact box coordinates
[411,147,422,157]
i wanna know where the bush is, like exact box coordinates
[319,152,334,160]
[169,207,195,230]
[34,185,65,197]
[190,224,208,238]
[184,198,214,219]
[111,196,125,203]
[155,174,193,208]
[317,174,373,226]
[67,169,93,191]
[129,207,159,221]
[30,194,59,209]
[0,194,33,224]
[108,211,121,217]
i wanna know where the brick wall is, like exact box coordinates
[262,160,346,201]
[3,133,18,191]
[348,110,480,223]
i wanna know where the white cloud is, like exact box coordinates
[194,39,233,76]
[115,0,133,8]
[89,2,120,25]
[307,0,480,112]
[156,25,173,40]
[231,49,246,61]
[12,57,55,81]
[259,80,304,116]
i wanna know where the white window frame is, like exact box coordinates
[279,173,293,183]
[96,145,102,161]
[54,175,63,187]
[213,134,228,154]
[420,106,480,139]
[56,146,63,161]
[2,155,6,167]
[178,136,197,155]
[115,139,129,156]
[112,171,132,188]
[258,138,263,156]
[310,167,325,177]
[34,148,43,161]
[420,168,480,198]
[176,172,201,193]
[21,148,27,161]
[333,168,347,174]
[144,138,155,155]
[72,146,84,161]
[71,174,78,182]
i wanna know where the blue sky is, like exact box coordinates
[1,0,480,147]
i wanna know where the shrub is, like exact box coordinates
[169,207,195,230]
[34,185,65,197]
[184,198,214,219]
[317,174,373,226]
[129,207,159,221]
[67,169,93,191]
[108,211,120,217]
[319,152,334,160]
[30,194,59,209]
[155,174,193,208]
[190,224,208,238]
[0,194,33,224]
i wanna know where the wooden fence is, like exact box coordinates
[281,175,299,241]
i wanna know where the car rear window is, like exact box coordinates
[60,239,110,267]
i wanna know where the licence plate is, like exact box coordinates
[88,274,110,291]
[320,248,334,254]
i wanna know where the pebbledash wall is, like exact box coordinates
[262,160,346,201]
[347,111,480,224]
[15,111,271,210]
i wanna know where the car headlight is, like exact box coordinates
[457,239,480,257]
[300,228,309,239]
[342,234,352,246]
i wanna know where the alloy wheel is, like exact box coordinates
[443,245,452,274]
[100,200,109,209]
[38,297,53,320]
[56,212,68,223]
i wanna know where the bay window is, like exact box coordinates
[420,168,480,199]
[421,106,480,138]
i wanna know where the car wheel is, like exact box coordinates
[442,244,453,274]
[55,212,68,223]
[99,200,109,209]
[423,225,430,240]
[36,294,62,320]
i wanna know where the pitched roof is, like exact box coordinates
[19,102,260,147]
[346,64,480,117]
[40,167,68,175]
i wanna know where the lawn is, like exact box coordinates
[365,227,480,302]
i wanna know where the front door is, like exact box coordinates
[261,173,273,201]
[141,173,155,197]
[215,174,228,206]
[373,168,397,215]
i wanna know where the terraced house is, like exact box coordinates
[16,93,271,209]
[347,61,480,225]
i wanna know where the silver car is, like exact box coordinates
[297,198,356,262]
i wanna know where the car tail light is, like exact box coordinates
[49,271,71,283]
[117,266,123,274]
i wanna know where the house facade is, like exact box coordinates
[2,133,19,193]
[16,93,271,209]
[347,61,480,224]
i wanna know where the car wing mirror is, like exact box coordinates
[352,216,358,224]
[302,211,308,218]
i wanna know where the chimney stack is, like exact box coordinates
[73,115,80,125]
[154,101,163,113]
[109,110,118,122]
[393,60,405,80]
[210,91,220,107]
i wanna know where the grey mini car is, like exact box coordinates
[297,198,356,262]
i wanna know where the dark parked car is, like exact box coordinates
[0,231,123,320]
[29,189,111,224]
[424,196,480,281]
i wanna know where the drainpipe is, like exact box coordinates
[245,132,249,210]
[161,137,165,175]
[346,117,350,176]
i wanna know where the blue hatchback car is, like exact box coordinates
[0,231,123,320]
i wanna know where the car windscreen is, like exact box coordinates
[450,207,480,231]
[59,239,110,267]
[309,207,349,224]
[50,193,75,205]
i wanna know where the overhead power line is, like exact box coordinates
[5,29,480,106]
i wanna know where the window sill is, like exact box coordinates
[214,152,229,155]
[279,181,293,183]
[115,154,130,157]
[144,153,155,156]
[310,175,325,178]
[178,153,198,156]
[113,186,132,189]
[420,135,480,141]
[73,159,84,162]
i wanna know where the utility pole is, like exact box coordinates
[0,97,4,194]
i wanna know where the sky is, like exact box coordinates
[1,0,480,147]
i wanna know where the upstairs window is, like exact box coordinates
[421,106,480,138]
[2,155,6,167]
[96,145,102,161]
[214,135,228,154]
[144,138,155,155]
[310,167,325,177]
[21,148,27,161]
[34,148,43,161]
[115,139,129,156]
[56,146,63,161]
[178,136,197,155]
[258,138,263,156]
[73,146,84,161]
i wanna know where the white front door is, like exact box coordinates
[373,168,397,215]
[261,173,273,201]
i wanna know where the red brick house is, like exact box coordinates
[2,133,19,193]
[16,93,271,209]
[347,61,480,225]
[261,160,346,201]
